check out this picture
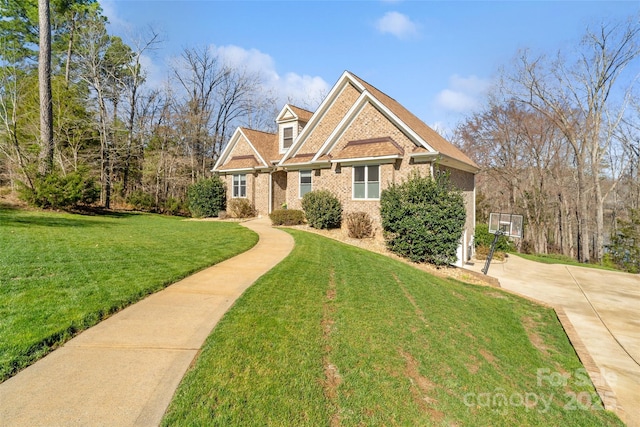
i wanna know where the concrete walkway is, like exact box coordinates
[465,255,640,427]
[0,218,294,427]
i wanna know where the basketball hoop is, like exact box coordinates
[482,213,524,275]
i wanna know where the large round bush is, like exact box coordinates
[380,171,466,265]
[301,190,342,229]
[187,176,226,218]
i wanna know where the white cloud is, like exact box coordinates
[277,73,329,107]
[211,44,329,109]
[435,75,491,113]
[97,2,329,110]
[138,54,165,90]
[99,0,132,32]
[375,11,419,40]
[211,45,279,82]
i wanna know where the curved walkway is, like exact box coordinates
[465,255,640,427]
[0,218,294,427]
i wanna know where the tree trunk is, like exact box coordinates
[594,176,605,262]
[38,0,54,176]
[65,13,76,85]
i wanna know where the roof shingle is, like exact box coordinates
[333,137,404,160]
[349,73,478,169]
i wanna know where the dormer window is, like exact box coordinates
[283,127,293,150]
[276,104,313,154]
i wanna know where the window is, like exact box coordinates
[299,170,312,197]
[232,174,246,198]
[353,165,379,199]
[283,127,293,150]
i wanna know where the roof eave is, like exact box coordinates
[437,155,480,174]
[409,152,439,163]
[215,167,257,173]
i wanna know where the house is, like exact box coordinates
[213,71,479,266]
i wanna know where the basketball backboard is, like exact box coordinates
[488,213,523,239]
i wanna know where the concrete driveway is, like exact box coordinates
[465,255,640,426]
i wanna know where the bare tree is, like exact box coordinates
[503,18,640,262]
[171,46,269,182]
[120,28,161,196]
[0,66,32,188]
[455,100,571,254]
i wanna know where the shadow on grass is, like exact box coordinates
[0,206,140,228]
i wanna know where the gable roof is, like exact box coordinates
[279,71,478,172]
[350,74,477,169]
[214,71,478,174]
[242,128,281,165]
[288,105,313,123]
[276,104,314,125]
[214,127,278,172]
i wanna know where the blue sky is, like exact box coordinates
[100,0,639,133]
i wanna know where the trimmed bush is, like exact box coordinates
[345,211,373,239]
[187,176,226,218]
[19,170,99,209]
[269,209,306,226]
[474,223,514,252]
[227,198,255,218]
[380,171,465,266]
[301,190,342,229]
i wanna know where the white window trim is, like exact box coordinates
[281,126,294,153]
[232,174,247,198]
[299,169,312,198]
[352,165,380,200]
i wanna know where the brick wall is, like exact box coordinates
[252,172,269,216]
[228,134,256,157]
[279,101,476,265]
[301,83,361,154]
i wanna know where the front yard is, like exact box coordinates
[163,229,622,426]
[0,206,257,381]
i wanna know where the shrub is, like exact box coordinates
[126,190,156,212]
[227,198,255,218]
[162,197,188,216]
[187,176,226,218]
[380,171,465,266]
[474,223,514,252]
[301,190,342,229]
[520,240,535,255]
[269,209,306,226]
[475,245,506,261]
[19,170,99,209]
[607,209,640,273]
[345,211,373,239]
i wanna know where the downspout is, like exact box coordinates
[472,175,476,258]
[268,170,273,214]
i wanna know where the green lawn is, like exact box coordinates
[163,230,622,426]
[514,252,619,271]
[0,206,257,382]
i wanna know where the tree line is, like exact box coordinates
[1,1,638,268]
[454,17,640,268]
[0,0,277,211]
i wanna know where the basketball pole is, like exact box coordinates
[481,229,504,275]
